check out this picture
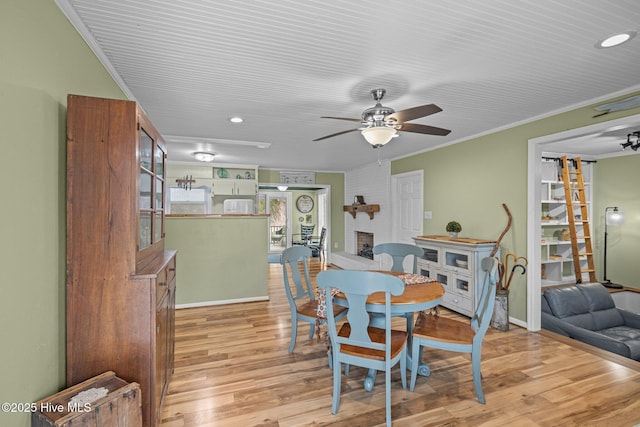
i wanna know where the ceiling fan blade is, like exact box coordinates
[385,104,442,123]
[313,128,359,141]
[398,122,451,136]
[321,116,362,123]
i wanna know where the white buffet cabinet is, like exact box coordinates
[413,236,498,317]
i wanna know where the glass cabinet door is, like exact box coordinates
[140,171,152,210]
[155,177,164,210]
[140,130,153,171]
[139,124,166,250]
[154,143,164,178]
[140,211,152,249]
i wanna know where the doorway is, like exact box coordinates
[390,170,424,272]
[258,191,292,253]
[527,113,640,331]
[391,170,424,244]
[258,184,332,258]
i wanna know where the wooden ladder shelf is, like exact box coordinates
[560,156,596,284]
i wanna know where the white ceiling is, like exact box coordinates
[57,0,640,171]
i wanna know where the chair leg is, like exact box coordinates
[385,363,391,427]
[471,348,485,404]
[289,318,298,353]
[400,347,407,389]
[409,338,421,391]
[332,360,341,414]
[308,321,315,339]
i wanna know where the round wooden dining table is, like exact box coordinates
[330,270,445,391]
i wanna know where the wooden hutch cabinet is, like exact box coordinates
[66,95,176,427]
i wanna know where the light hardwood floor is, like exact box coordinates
[161,258,640,426]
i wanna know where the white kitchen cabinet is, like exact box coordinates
[414,236,497,317]
[166,163,213,190]
[212,164,258,196]
[166,163,258,196]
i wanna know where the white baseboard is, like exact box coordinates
[509,316,527,329]
[176,295,269,309]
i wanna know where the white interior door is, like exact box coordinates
[392,170,424,244]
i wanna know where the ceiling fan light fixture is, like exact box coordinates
[361,127,396,147]
[193,151,216,162]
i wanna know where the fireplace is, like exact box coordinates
[356,231,374,260]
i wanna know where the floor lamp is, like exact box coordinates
[603,206,625,289]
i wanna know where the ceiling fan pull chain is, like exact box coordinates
[377,149,382,166]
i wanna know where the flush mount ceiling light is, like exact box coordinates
[229,116,244,123]
[193,152,215,162]
[595,31,637,48]
[277,185,288,191]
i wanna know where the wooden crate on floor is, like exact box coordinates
[32,371,141,427]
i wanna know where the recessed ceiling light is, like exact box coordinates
[595,31,637,48]
[193,152,215,162]
[229,116,244,123]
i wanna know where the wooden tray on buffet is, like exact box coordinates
[415,235,496,244]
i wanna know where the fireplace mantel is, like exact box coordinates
[343,204,380,220]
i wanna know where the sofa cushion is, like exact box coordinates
[598,326,640,360]
[541,294,552,314]
[579,283,616,311]
[579,283,624,330]
[544,286,595,330]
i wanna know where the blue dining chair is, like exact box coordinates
[372,242,424,274]
[409,257,498,403]
[280,246,346,353]
[372,242,425,335]
[317,270,407,427]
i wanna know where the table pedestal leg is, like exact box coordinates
[364,369,376,392]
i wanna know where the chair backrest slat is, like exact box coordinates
[372,242,423,273]
[472,257,499,340]
[280,246,314,303]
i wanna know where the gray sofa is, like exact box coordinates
[541,283,640,361]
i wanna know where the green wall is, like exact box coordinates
[593,154,640,287]
[0,1,125,426]
[393,93,640,322]
[165,217,268,304]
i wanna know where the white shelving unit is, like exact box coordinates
[540,158,593,286]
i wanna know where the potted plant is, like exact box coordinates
[446,221,462,238]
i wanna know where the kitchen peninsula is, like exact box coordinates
[165,214,269,307]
